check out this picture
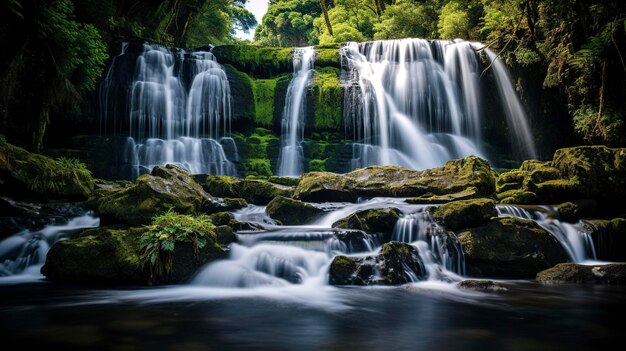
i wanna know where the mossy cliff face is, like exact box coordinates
[212,45,293,78]
[93,165,210,226]
[309,67,343,131]
[294,156,496,202]
[496,146,626,205]
[0,135,94,199]
[457,217,569,278]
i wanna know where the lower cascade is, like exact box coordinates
[0,213,99,283]
[277,47,316,177]
[99,42,238,179]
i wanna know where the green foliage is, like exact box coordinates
[245,158,273,176]
[212,45,293,78]
[252,74,292,126]
[313,1,377,45]
[438,0,482,40]
[309,158,327,171]
[254,0,322,47]
[374,0,441,40]
[140,211,216,281]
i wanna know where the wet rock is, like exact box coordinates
[93,165,210,226]
[329,242,425,286]
[295,156,496,202]
[536,263,626,284]
[457,217,569,279]
[265,196,325,225]
[204,175,292,205]
[557,200,598,222]
[457,279,508,292]
[582,218,626,261]
[201,197,248,213]
[496,146,626,205]
[332,207,401,239]
[332,229,378,253]
[430,198,496,230]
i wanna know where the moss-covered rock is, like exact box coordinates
[222,64,255,130]
[252,74,292,128]
[406,189,477,204]
[0,135,94,199]
[557,200,598,222]
[496,146,626,205]
[267,176,300,187]
[310,67,342,131]
[429,198,496,230]
[582,218,626,261]
[265,196,324,225]
[457,217,569,278]
[94,165,210,226]
[203,175,291,205]
[212,45,293,78]
[41,227,147,285]
[328,242,426,286]
[332,207,401,240]
[295,156,495,202]
[536,263,626,284]
[314,46,341,68]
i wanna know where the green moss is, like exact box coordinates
[310,67,342,130]
[265,195,324,225]
[204,175,239,198]
[203,175,291,205]
[314,47,341,68]
[139,211,217,283]
[332,207,401,238]
[208,211,234,226]
[430,198,496,230]
[268,176,300,187]
[252,74,291,127]
[245,158,272,177]
[212,45,293,78]
[0,136,94,198]
[222,64,255,127]
[308,158,327,172]
[497,189,538,204]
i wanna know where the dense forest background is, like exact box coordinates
[0,0,625,155]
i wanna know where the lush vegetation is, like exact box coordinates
[140,211,216,282]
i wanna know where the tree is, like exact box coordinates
[373,0,441,40]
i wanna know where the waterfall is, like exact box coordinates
[497,205,596,263]
[100,42,237,178]
[340,38,536,170]
[277,47,315,177]
[0,213,100,283]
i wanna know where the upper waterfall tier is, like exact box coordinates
[99,42,237,178]
[341,38,537,170]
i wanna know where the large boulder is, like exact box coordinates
[41,227,147,285]
[457,217,569,278]
[582,218,626,261]
[329,242,426,286]
[265,196,324,225]
[429,198,496,230]
[295,156,496,202]
[94,165,210,226]
[42,215,231,285]
[496,146,626,205]
[332,207,401,240]
[536,263,626,284]
[204,175,292,205]
[0,135,93,199]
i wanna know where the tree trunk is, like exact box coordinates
[32,105,50,152]
[320,0,333,36]
[594,59,607,141]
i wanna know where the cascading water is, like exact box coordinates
[0,213,100,284]
[277,47,316,177]
[340,38,536,170]
[192,198,465,289]
[100,43,237,178]
[497,205,597,263]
